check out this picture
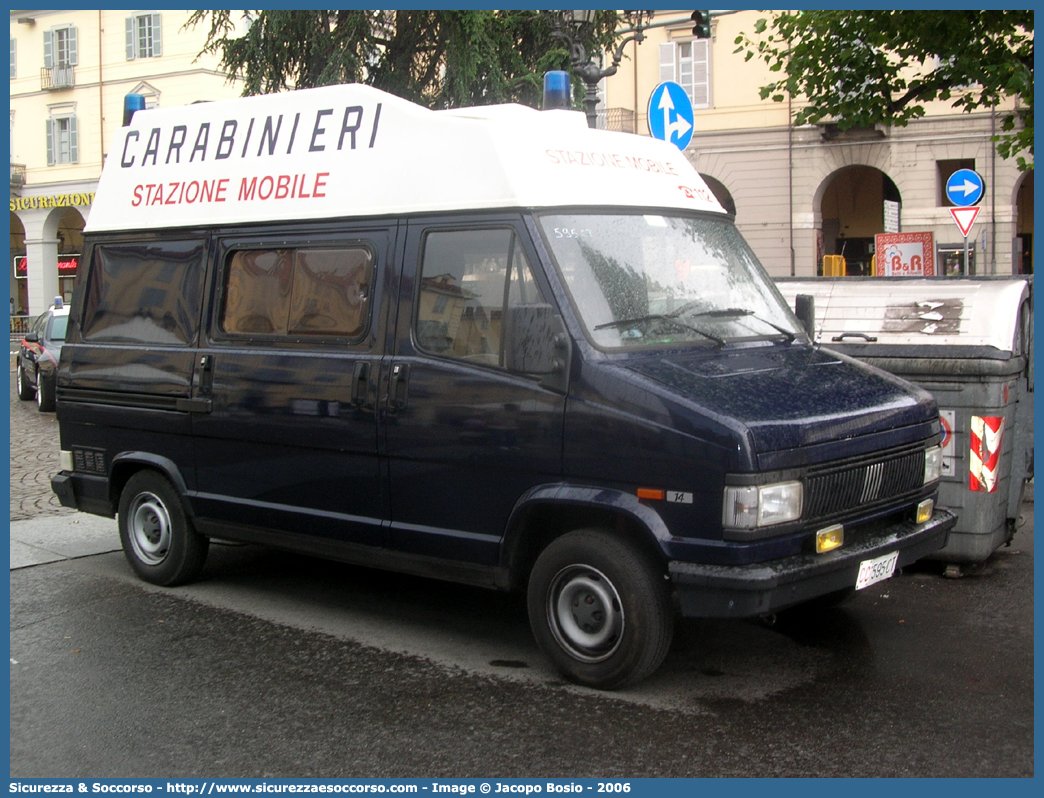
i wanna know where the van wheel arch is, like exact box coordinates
[503,496,669,593]
[109,455,193,518]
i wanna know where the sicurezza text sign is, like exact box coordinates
[86,84,724,233]
[11,192,95,212]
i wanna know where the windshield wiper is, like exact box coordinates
[674,307,797,343]
[593,314,726,345]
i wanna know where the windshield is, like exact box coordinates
[538,213,802,350]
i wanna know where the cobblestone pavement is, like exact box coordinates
[10,369,74,521]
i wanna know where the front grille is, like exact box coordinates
[804,446,925,522]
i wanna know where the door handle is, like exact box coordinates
[389,363,409,411]
[198,353,215,395]
[351,361,370,406]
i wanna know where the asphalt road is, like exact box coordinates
[8,373,1036,778]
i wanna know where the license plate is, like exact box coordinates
[855,551,899,590]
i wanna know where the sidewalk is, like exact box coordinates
[9,513,120,569]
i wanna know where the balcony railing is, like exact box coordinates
[596,107,637,134]
[10,163,26,188]
[41,65,74,90]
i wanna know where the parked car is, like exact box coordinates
[51,85,955,689]
[17,299,69,412]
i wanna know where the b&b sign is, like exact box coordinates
[874,232,935,277]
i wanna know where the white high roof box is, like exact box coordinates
[86,84,725,233]
[776,278,1031,355]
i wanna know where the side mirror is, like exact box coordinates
[504,304,569,376]
[795,294,815,340]
[24,332,39,343]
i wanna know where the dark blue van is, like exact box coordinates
[51,86,954,688]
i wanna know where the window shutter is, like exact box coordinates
[67,26,78,65]
[691,39,710,109]
[68,116,78,163]
[658,42,675,84]
[46,119,55,166]
[151,14,162,57]
[43,29,53,69]
[126,17,136,59]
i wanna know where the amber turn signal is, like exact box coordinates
[816,524,844,554]
[916,498,934,524]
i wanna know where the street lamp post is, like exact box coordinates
[548,10,652,129]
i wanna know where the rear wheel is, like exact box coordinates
[16,361,35,401]
[527,529,674,690]
[118,470,209,586]
[35,372,56,412]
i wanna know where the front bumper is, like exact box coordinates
[670,508,955,617]
[51,471,114,518]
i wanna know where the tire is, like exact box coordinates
[16,360,35,401]
[35,371,56,412]
[118,470,209,586]
[527,528,674,690]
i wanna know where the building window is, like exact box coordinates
[126,13,163,60]
[43,25,77,88]
[130,81,161,109]
[46,115,78,165]
[44,25,78,68]
[659,39,710,109]
[10,37,15,79]
[938,159,976,206]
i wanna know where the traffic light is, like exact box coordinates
[691,10,711,39]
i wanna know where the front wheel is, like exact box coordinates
[16,361,35,401]
[527,529,674,690]
[118,470,209,586]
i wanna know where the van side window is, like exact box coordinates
[416,229,541,367]
[221,247,372,339]
[81,240,206,345]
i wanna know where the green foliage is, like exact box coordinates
[187,10,619,110]
[735,11,1033,170]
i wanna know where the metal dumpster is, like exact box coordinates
[777,277,1033,571]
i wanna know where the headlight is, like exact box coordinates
[923,445,942,484]
[723,481,803,529]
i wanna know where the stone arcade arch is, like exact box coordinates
[10,204,87,315]
[10,213,28,315]
[699,174,737,217]
[814,165,901,276]
[1014,171,1033,274]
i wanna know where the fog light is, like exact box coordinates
[916,498,934,524]
[816,524,844,553]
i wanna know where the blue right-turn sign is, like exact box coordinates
[946,168,984,206]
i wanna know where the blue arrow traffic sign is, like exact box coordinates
[648,82,694,151]
[946,168,984,206]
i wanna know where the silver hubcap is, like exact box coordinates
[128,492,172,565]
[546,565,624,663]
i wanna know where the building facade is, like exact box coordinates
[601,10,1033,278]
[10,9,243,315]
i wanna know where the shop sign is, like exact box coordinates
[13,254,80,279]
[874,232,935,277]
[10,192,95,212]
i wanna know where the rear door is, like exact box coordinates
[382,217,566,565]
[191,224,396,547]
